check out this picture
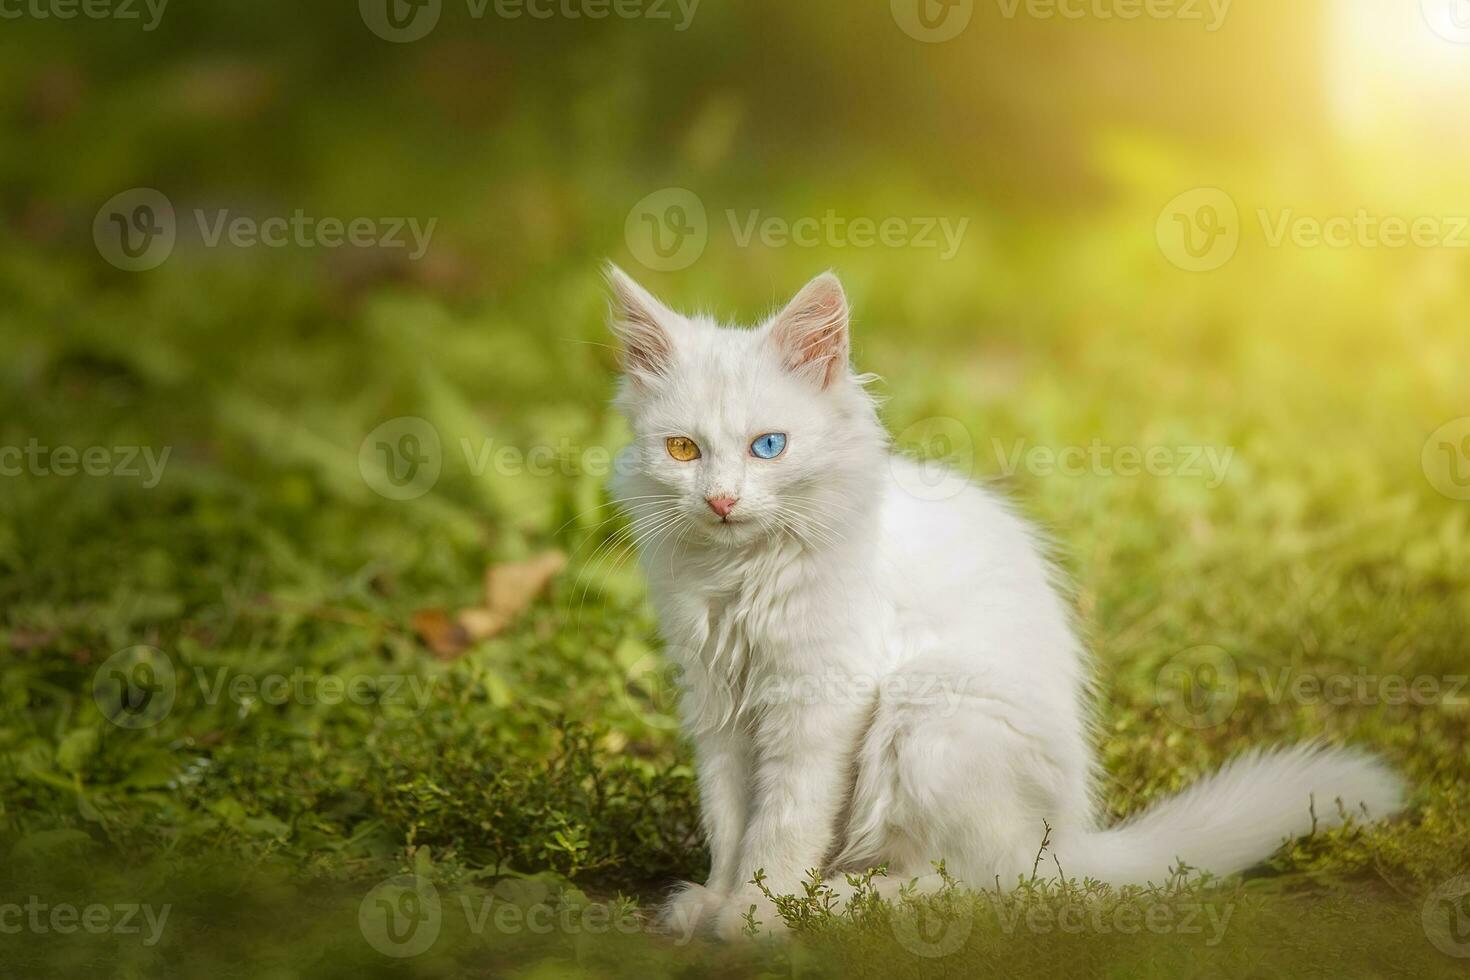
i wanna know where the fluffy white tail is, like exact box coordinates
[1061,744,1403,886]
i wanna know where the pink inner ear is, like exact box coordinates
[619,306,672,376]
[607,265,675,378]
[773,277,849,389]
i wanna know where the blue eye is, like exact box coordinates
[750,432,787,459]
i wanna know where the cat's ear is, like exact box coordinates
[605,263,678,381]
[769,272,850,389]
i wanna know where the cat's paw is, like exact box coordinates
[656,882,723,942]
[714,885,789,942]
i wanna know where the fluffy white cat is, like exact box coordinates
[605,266,1403,941]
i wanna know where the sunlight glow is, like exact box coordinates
[1326,0,1470,148]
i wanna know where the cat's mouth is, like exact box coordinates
[704,513,757,535]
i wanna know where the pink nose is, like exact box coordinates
[706,496,738,518]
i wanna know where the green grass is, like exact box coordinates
[3,231,1468,976]
[2,4,1470,975]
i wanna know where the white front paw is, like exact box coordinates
[715,884,787,941]
[657,882,723,942]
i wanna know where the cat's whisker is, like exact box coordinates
[619,510,690,563]
[552,493,681,537]
[596,513,690,607]
[774,513,831,553]
[670,519,696,576]
[584,507,683,583]
[561,496,679,549]
[563,501,677,591]
[772,502,847,552]
[792,510,847,546]
[779,493,863,529]
[567,504,682,622]
[789,522,837,553]
[568,527,640,627]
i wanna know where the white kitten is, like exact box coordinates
[605,266,1403,941]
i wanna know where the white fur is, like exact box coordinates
[604,267,1404,940]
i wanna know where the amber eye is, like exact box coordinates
[665,436,701,462]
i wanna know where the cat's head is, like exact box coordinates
[606,266,886,552]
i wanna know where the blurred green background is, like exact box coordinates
[2,0,1469,976]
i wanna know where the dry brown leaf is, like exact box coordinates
[456,607,508,642]
[484,551,567,620]
[411,608,470,659]
[412,552,566,658]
